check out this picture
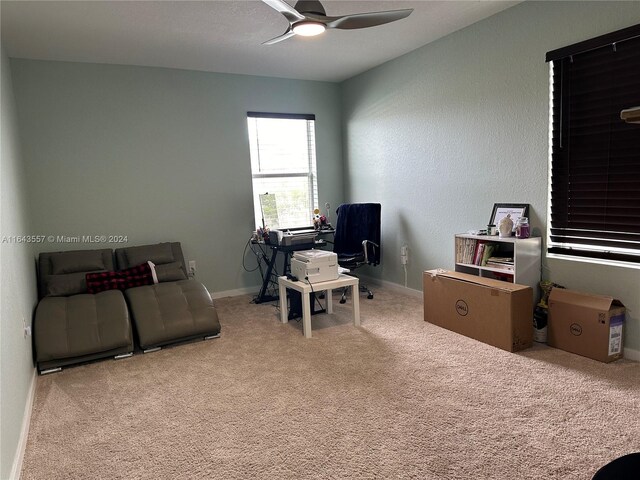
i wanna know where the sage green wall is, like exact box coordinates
[10,60,344,294]
[341,1,640,351]
[0,45,38,478]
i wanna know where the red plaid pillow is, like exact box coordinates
[85,270,123,294]
[120,263,154,289]
[86,263,154,294]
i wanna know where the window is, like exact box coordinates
[247,112,318,230]
[546,25,640,266]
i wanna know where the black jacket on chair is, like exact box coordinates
[333,203,381,268]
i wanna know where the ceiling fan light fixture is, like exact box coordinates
[292,21,325,37]
[261,0,412,45]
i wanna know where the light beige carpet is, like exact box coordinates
[21,288,640,479]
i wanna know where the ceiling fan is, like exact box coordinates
[261,0,413,45]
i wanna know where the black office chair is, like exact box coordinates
[592,452,640,480]
[333,203,381,303]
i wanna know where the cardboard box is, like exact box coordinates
[423,269,533,352]
[548,288,625,363]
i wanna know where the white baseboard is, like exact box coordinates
[357,274,422,298]
[355,276,640,362]
[211,285,260,299]
[10,368,37,480]
[209,276,423,301]
[624,347,640,362]
[210,279,637,363]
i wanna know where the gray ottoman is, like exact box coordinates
[35,289,133,372]
[35,248,134,373]
[125,279,220,350]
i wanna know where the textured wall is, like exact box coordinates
[0,46,38,478]
[341,1,640,351]
[10,60,344,294]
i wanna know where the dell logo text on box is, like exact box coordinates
[455,300,468,316]
[570,323,583,336]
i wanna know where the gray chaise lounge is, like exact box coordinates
[115,242,221,351]
[34,248,134,373]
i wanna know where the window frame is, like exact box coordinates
[246,112,318,230]
[545,24,640,268]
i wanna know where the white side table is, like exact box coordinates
[278,274,360,338]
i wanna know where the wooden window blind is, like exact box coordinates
[546,25,640,264]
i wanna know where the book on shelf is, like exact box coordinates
[465,239,475,264]
[492,271,514,282]
[457,238,478,264]
[487,257,513,264]
[485,257,514,271]
[459,238,484,265]
[456,239,508,267]
[473,243,485,265]
[486,264,514,272]
[480,244,496,266]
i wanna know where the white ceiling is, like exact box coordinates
[1,1,520,83]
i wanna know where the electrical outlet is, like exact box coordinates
[400,245,409,265]
[188,260,196,275]
[22,316,31,338]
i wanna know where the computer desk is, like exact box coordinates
[253,230,334,304]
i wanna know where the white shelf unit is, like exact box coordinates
[454,233,541,292]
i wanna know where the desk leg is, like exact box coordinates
[303,291,312,338]
[256,247,278,303]
[283,251,292,276]
[279,282,288,324]
[352,283,360,327]
[326,289,333,314]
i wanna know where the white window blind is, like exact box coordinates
[247,112,318,230]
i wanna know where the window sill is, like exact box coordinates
[546,252,640,271]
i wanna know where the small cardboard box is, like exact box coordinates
[423,269,533,352]
[548,288,625,363]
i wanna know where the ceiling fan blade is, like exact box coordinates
[325,9,413,30]
[262,28,297,45]
[261,0,306,23]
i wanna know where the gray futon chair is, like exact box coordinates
[115,242,221,352]
[34,248,134,373]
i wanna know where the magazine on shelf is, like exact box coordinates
[486,257,513,268]
[487,257,513,264]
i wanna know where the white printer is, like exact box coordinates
[291,250,339,283]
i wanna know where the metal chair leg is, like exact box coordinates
[339,283,374,302]
[40,367,62,375]
[358,284,374,299]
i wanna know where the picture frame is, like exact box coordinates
[489,203,529,233]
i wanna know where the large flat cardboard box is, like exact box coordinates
[423,269,533,352]
[548,288,625,363]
